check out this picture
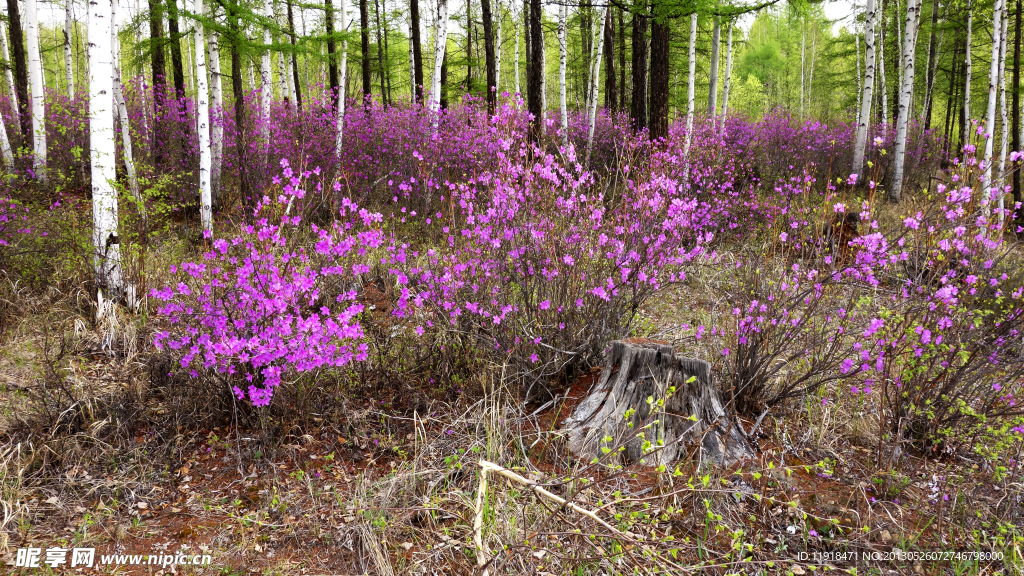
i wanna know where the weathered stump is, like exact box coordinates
[563,341,755,467]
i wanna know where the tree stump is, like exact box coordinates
[563,340,755,467]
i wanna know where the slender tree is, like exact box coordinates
[719,19,733,137]
[374,0,389,104]
[708,15,720,117]
[410,0,423,100]
[981,0,1005,201]
[261,0,273,146]
[679,12,696,152]
[167,0,186,100]
[0,19,24,142]
[921,0,939,127]
[890,0,922,202]
[1012,0,1021,220]
[195,0,212,232]
[558,1,568,145]
[963,0,973,145]
[852,0,878,180]
[495,0,502,93]
[996,5,1008,209]
[603,5,616,110]
[26,0,47,182]
[208,21,224,204]
[617,8,625,112]
[0,98,11,167]
[482,0,497,113]
[630,0,648,131]
[361,0,371,102]
[111,0,140,204]
[429,0,450,117]
[335,0,349,155]
[586,6,607,160]
[5,0,28,142]
[527,0,541,139]
[287,0,302,108]
[228,0,249,203]
[514,1,520,94]
[523,0,531,104]
[326,0,339,105]
[89,0,123,295]
[64,0,75,99]
[879,10,887,123]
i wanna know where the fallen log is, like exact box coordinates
[563,340,755,467]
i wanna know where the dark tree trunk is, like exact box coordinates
[482,0,497,114]
[360,0,371,104]
[527,0,542,140]
[466,0,473,92]
[287,0,303,109]
[923,0,940,130]
[523,0,531,105]
[1014,0,1022,228]
[580,4,590,103]
[167,0,186,101]
[411,0,423,101]
[148,0,167,165]
[5,0,29,143]
[374,0,387,104]
[229,3,250,204]
[618,7,626,113]
[326,0,339,107]
[648,13,669,140]
[630,3,648,131]
[603,7,617,110]
[563,341,756,467]
[440,51,448,108]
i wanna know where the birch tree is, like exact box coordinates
[0,96,12,167]
[429,0,449,116]
[879,22,887,123]
[195,0,212,232]
[0,21,18,128]
[65,0,75,99]
[335,0,349,156]
[208,25,224,202]
[802,17,808,117]
[89,0,123,295]
[852,0,877,180]
[963,0,972,145]
[495,0,502,93]
[682,13,697,159]
[513,3,520,94]
[981,0,1005,203]
[585,6,607,161]
[889,0,922,202]
[996,5,1008,219]
[261,0,273,145]
[558,1,567,146]
[111,0,141,204]
[719,20,733,138]
[26,0,48,182]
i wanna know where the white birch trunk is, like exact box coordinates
[0,103,11,167]
[335,0,348,156]
[981,0,1003,202]
[996,5,1008,221]
[889,0,922,201]
[89,0,123,293]
[962,0,972,146]
[111,0,141,204]
[854,31,860,121]
[26,0,48,182]
[208,29,224,199]
[719,21,733,139]
[708,15,719,117]
[584,6,607,163]
[682,13,696,160]
[879,23,887,123]
[0,23,17,113]
[495,0,502,93]
[65,0,75,99]
[261,0,273,144]
[558,2,567,146]
[408,17,414,99]
[195,0,212,233]
[428,0,449,117]
[278,46,288,100]
[852,0,877,179]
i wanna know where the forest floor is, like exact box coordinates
[0,277,1020,576]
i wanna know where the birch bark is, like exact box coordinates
[26,0,48,181]
[719,20,733,139]
[852,0,877,180]
[889,0,922,201]
[195,0,212,232]
[65,0,75,98]
[335,0,349,156]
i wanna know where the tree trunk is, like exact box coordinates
[26,0,47,182]
[922,0,939,128]
[167,0,186,100]
[879,5,888,124]
[229,3,250,204]
[563,341,756,467]
[603,6,616,110]
[89,0,123,294]
[527,0,542,140]
[325,0,339,106]
[336,0,349,155]
[495,0,503,94]
[630,4,647,131]
[375,0,389,105]
[287,0,302,109]
[482,0,496,113]
[1013,0,1021,225]
[890,0,922,202]
[411,0,423,101]
[261,0,273,145]
[996,5,1009,219]
[648,10,671,141]
[0,17,26,144]
[523,0,531,104]
[852,0,878,180]
[719,20,733,138]
[981,0,1005,201]
[943,39,960,154]
[360,0,371,103]
[558,2,568,145]
[853,28,859,121]
[195,0,212,233]
[514,2,520,94]
[708,15,720,117]
[617,8,625,113]
[466,0,473,93]
[208,23,224,207]
[111,0,141,205]
[429,0,450,116]
[64,0,75,99]
[586,6,607,161]
[963,0,973,145]
[676,12,695,153]
[440,51,448,108]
